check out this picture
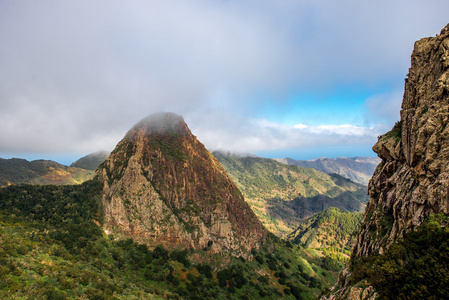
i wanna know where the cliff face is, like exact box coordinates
[95,112,267,256]
[325,24,449,299]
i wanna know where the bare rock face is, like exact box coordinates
[324,23,449,299]
[95,112,267,256]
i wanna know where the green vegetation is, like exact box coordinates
[379,120,403,141]
[148,133,187,164]
[289,207,363,252]
[349,214,449,299]
[0,158,94,187]
[287,207,363,277]
[213,152,367,237]
[70,150,109,170]
[421,107,429,115]
[0,181,342,299]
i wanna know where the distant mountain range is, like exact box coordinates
[0,113,369,298]
[213,151,368,237]
[0,158,94,186]
[0,113,345,300]
[274,156,380,185]
[1,149,370,240]
[70,150,109,170]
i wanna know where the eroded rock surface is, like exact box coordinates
[95,112,267,257]
[323,23,449,299]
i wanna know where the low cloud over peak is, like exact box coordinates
[1,1,448,161]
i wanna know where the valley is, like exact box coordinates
[2,23,449,299]
[213,152,367,237]
[0,113,366,299]
[1,2,448,299]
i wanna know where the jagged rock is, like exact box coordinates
[95,112,267,257]
[323,23,449,299]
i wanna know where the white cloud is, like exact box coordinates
[0,0,448,156]
[294,124,375,136]
[190,111,382,154]
[364,90,403,127]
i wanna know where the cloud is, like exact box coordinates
[364,90,403,125]
[0,0,448,156]
[293,124,375,136]
[188,110,382,155]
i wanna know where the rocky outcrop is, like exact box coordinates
[323,23,449,299]
[95,112,267,257]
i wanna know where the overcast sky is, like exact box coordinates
[1,0,448,165]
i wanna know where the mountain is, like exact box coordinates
[0,158,94,186]
[0,113,344,299]
[70,150,109,170]
[213,151,368,237]
[288,208,362,251]
[323,23,449,300]
[0,179,339,299]
[274,157,380,185]
[287,208,363,273]
[95,112,267,256]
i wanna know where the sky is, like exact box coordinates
[1,0,449,166]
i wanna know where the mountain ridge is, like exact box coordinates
[274,156,380,185]
[213,151,368,237]
[0,158,94,186]
[70,150,109,170]
[95,112,268,256]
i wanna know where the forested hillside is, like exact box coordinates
[70,150,109,170]
[0,158,93,186]
[275,157,380,185]
[289,208,362,251]
[288,208,363,273]
[213,152,367,237]
[0,180,343,299]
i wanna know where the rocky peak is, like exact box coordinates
[323,23,449,299]
[128,112,189,136]
[95,112,267,257]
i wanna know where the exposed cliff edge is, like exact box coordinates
[323,23,449,299]
[95,112,267,257]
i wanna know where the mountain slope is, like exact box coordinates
[70,150,109,170]
[213,151,368,237]
[323,23,449,300]
[288,207,362,252]
[0,158,94,186]
[275,157,380,185]
[0,197,337,300]
[0,161,337,299]
[95,112,267,256]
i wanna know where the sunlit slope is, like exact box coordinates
[0,158,94,186]
[213,152,367,237]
